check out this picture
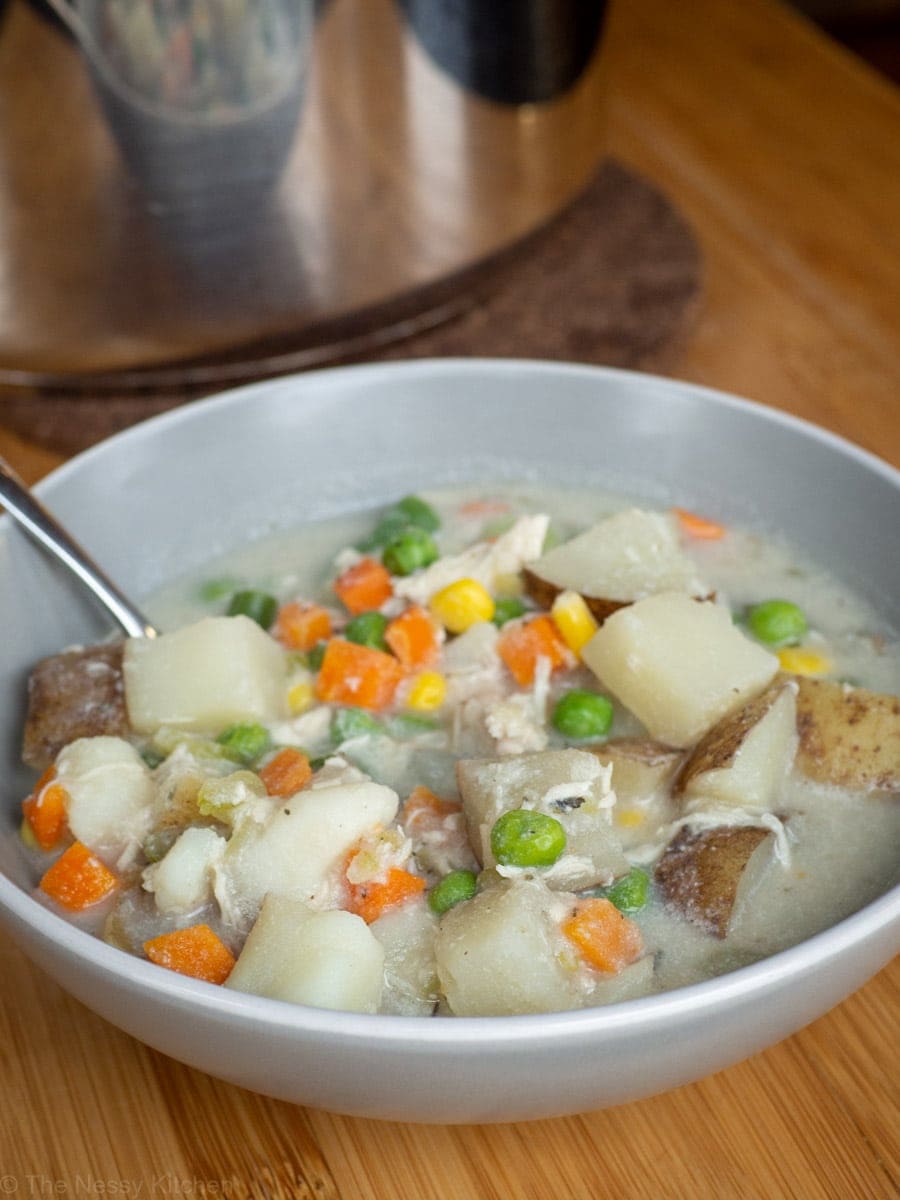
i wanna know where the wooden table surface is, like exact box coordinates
[2,0,898,1195]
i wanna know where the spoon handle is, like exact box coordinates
[0,457,157,640]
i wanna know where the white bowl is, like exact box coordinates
[1,359,897,1123]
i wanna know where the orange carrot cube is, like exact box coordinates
[402,785,461,827]
[561,898,644,974]
[258,746,313,797]
[385,605,440,670]
[39,842,118,911]
[315,638,404,710]
[23,771,68,852]
[497,614,570,687]
[144,924,236,985]
[333,558,393,615]
[346,867,426,924]
[272,601,332,651]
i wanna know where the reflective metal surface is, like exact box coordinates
[0,0,609,389]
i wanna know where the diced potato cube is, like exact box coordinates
[434,875,583,1016]
[142,826,226,916]
[524,509,707,620]
[56,735,154,853]
[587,738,683,850]
[456,749,628,890]
[582,593,779,748]
[370,897,440,1015]
[677,680,798,811]
[225,895,384,1013]
[123,616,286,734]
[795,678,900,793]
[220,778,399,927]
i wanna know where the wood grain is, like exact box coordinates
[1,0,899,1195]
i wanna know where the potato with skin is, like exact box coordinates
[654,825,771,937]
[23,641,128,769]
[523,508,707,623]
[794,678,900,794]
[675,679,798,812]
[581,592,779,748]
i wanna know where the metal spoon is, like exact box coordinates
[0,455,158,640]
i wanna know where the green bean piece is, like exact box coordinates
[227,589,278,629]
[492,596,527,627]
[746,599,808,646]
[552,689,614,740]
[490,809,566,868]
[385,713,441,738]
[198,576,243,603]
[331,707,383,744]
[382,528,439,576]
[216,722,272,765]
[344,610,389,651]
[604,868,650,914]
[429,869,478,914]
[304,642,327,672]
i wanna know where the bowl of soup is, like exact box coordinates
[0,359,897,1123]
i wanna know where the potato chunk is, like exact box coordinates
[456,749,628,890]
[123,616,286,734]
[795,678,900,794]
[524,509,707,622]
[225,896,384,1013]
[370,898,440,1016]
[587,738,683,850]
[219,777,399,928]
[22,642,128,769]
[434,875,583,1016]
[581,593,779,748]
[676,680,798,811]
[56,735,154,854]
[654,825,771,937]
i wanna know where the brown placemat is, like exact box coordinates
[0,158,702,454]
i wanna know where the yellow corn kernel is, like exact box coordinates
[429,578,495,634]
[551,590,599,656]
[615,809,644,829]
[287,679,315,714]
[406,671,447,712]
[777,646,832,677]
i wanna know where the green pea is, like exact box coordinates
[227,589,278,629]
[344,610,389,651]
[216,722,271,765]
[357,495,441,551]
[331,707,382,744]
[382,528,439,576]
[429,869,478,914]
[492,596,526,627]
[304,642,327,672]
[490,809,566,868]
[604,868,650,914]
[747,599,808,646]
[392,494,440,533]
[356,512,409,553]
[552,689,614,740]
